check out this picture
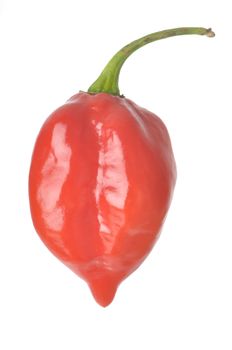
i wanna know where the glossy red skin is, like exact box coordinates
[29,92,176,307]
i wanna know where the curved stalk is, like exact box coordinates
[88,27,215,96]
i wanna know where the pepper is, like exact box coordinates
[29,27,214,307]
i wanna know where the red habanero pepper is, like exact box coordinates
[29,27,215,307]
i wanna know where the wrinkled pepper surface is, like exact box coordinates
[29,27,214,306]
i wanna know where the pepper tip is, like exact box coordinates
[88,277,119,307]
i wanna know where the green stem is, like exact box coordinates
[88,27,215,96]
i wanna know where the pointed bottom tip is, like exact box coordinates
[88,277,119,307]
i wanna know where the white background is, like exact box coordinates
[0,0,231,349]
